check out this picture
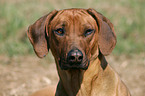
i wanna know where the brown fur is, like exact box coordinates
[27,8,130,96]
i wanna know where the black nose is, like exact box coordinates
[67,49,83,64]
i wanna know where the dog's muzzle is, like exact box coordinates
[59,49,89,70]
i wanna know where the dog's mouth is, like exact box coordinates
[59,57,90,70]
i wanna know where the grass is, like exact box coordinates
[0,0,144,57]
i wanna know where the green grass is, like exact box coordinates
[0,0,144,57]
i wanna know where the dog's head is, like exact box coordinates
[27,8,116,70]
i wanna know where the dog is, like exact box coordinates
[27,8,131,96]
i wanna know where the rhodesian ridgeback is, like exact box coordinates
[27,8,131,96]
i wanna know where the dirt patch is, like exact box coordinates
[0,54,144,96]
[0,55,58,96]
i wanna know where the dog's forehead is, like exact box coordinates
[51,9,96,25]
[58,9,88,17]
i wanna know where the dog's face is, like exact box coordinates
[27,8,116,70]
[48,9,98,70]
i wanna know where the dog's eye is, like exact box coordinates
[54,28,65,36]
[85,29,94,36]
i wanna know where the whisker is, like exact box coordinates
[81,56,88,64]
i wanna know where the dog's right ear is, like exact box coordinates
[27,10,58,58]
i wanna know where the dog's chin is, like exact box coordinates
[59,60,90,70]
[61,65,88,70]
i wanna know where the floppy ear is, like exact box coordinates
[87,8,116,56]
[27,10,58,58]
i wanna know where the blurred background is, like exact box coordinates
[0,0,144,96]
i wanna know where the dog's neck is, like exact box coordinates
[55,54,107,96]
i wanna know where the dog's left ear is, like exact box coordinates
[87,8,117,56]
[27,10,58,58]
